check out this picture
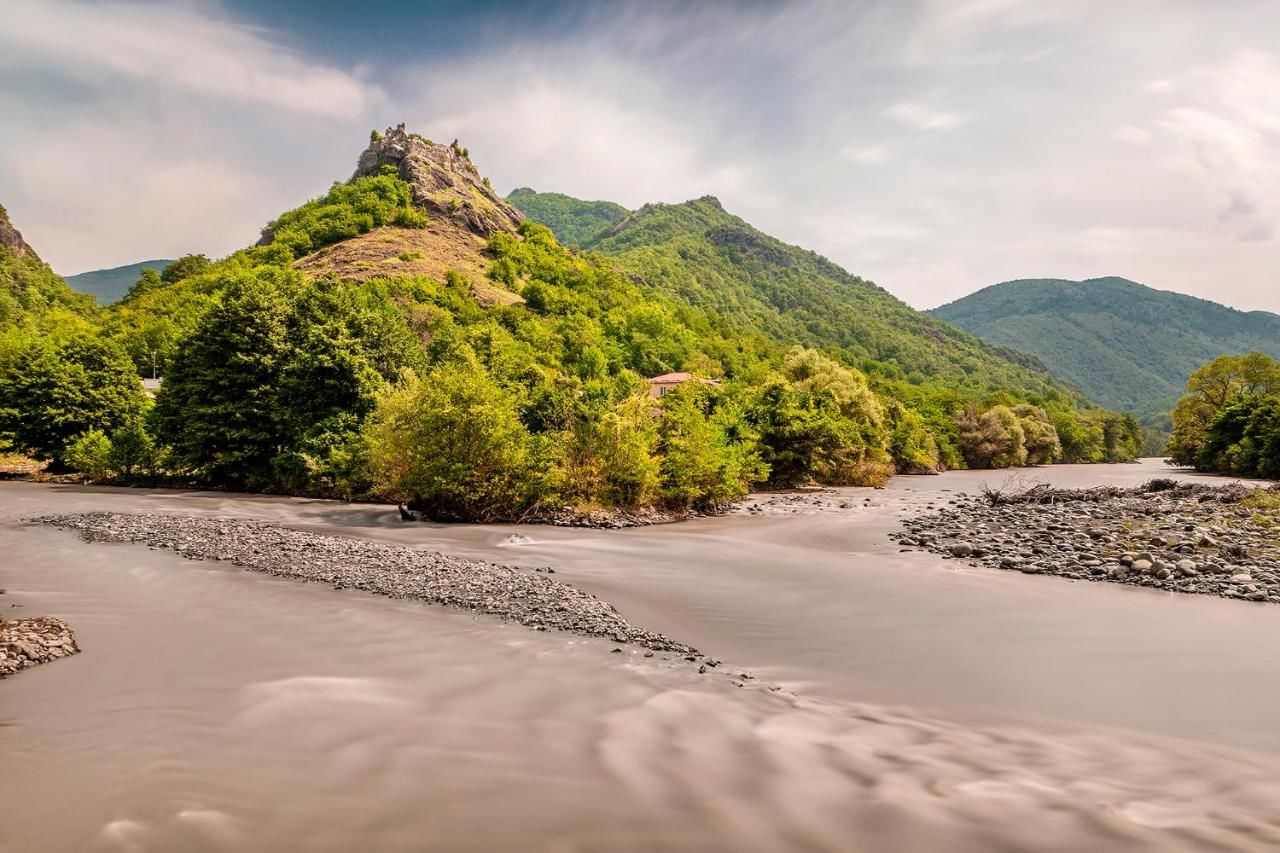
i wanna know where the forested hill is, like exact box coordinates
[65,260,177,305]
[0,203,96,324]
[509,190,1073,402]
[505,188,627,248]
[930,277,1280,415]
[1,129,1142,523]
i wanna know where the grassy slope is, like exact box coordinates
[931,277,1280,413]
[64,260,176,305]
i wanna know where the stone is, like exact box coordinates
[1132,559,1153,574]
[949,543,974,557]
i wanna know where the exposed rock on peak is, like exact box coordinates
[354,125,523,238]
[0,203,36,257]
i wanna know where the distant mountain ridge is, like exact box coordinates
[64,260,177,305]
[930,276,1280,416]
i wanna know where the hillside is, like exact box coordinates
[1,127,1142,518]
[511,190,1076,402]
[506,188,628,247]
[64,260,176,305]
[930,277,1280,416]
[0,204,96,325]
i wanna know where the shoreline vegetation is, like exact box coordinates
[3,128,1144,527]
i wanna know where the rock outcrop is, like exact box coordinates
[353,125,524,238]
[0,203,36,257]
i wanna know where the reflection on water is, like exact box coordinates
[3,460,1280,852]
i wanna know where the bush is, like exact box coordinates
[64,429,113,479]
[365,364,541,520]
[107,422,156,477]
[957,405,1027,468]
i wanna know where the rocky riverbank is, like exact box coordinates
[894,479,1280,602]
[0,616,79,677]
[39,513,696,653]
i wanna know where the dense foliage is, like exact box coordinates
[1169,353,1280,479]
[1,144,1146,517]
[932,276,1280,452]
[506,188,628,247]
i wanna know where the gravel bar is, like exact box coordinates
[39,512,696,653]
[894,479,1280,603]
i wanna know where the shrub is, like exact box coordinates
[64,429,113,479]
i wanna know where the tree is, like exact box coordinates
[107,422,156,477]
[1170,353,1280,464]
[64,429,113,478]
[160,254,211,286]
[152,271,292,485]
[1014,404,1062,465]
[0,331,145,463]
[956,405,1027,468]
[365,363,539,520]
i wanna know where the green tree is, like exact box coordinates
[956,405,1027,468]
[366,363,539,520]
[107,422,157,477]
[63,428,113,478]
[152,271,293,485]
[0,331,145,463]
[160,254,212,286]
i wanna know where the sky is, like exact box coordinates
[2,0,1279,313]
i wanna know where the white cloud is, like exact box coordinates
[1114,125,1152,145]
[884,100,969,131]
[839,143,891,164]
[0,0,377,120]
[1151,50,1280,243]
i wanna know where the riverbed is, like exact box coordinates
[3,460,1280,851]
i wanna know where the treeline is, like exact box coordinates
[0,166,1139,520]
[1168,352,1280,480]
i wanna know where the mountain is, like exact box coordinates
[65,260,177,305]
[506,188,628,247]
[2,127,1141,517]
[930,277,1280,417]
[287,127,523,305]
[509,190,1075,403]
[0,204,95,325]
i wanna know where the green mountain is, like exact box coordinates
[1,129,1142,518]
[65,260,177,305]
[505,188,628,247]
[510,190,1074,403]
[930,277,1280,418]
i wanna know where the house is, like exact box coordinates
[647,372,723,398]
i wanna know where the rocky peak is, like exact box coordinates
[0,203,36,257]
[354,125,524,238]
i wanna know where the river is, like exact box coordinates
[3,460,1280,852]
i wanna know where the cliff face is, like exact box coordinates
[0,205,36,258]
[353,125,523,238]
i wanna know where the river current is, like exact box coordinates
[3,460,1279,852]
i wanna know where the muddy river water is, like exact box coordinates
[3,460,1280,852]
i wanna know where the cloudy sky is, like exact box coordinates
[3,0,1279,312]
